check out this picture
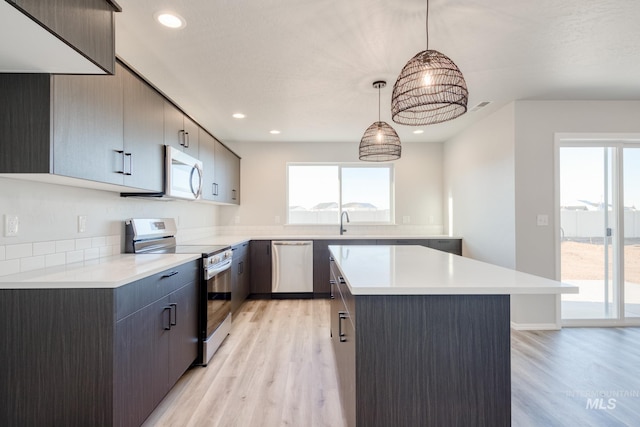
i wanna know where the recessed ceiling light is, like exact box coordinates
[269,130,281,135]
[232,113,246,119]
[155,12,186,29]
[413,129,424,134]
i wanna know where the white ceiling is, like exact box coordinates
[20,0,640,144]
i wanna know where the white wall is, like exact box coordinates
[510,100,640,327]
[221,140,444,235]
[443,103,516,268]
[514,101,640,277]
[0,177,219,276]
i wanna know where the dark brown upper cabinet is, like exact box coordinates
[164,100,200,158]
[5,0,120,74]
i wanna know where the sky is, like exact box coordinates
[288,165,390,210]
[560,146,640,210]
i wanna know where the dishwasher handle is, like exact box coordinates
[272,241,313,246]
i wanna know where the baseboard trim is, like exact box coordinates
[510,321,561,331]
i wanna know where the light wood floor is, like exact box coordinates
[143,299,640,427]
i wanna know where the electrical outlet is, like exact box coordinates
[275,215,281,224]
[402,215,410,224]
[537,214,549,226]
[234,216,240,224]
[5,214,19,237]
[78,215,87,233]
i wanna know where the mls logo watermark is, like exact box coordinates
[585,397,616,410]
[564,389,640,411]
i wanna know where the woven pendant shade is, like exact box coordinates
[359,121,402,161]
[359,80,401,162]
[391,49,468,126]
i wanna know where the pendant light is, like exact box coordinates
[359,81,402,162]
[391,0,468,126]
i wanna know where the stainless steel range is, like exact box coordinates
[125,218,232,366]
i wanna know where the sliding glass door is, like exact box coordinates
[559,140,640,325]
[623,147,640,318]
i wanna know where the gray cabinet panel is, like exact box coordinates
[53,68,123,184]
[250,240,272,295]
[199,129,217,200]
[0,260,198,426]
[122,66,165,191]
[164,101,200,156]
[0,74,52,173]
[0,288,115,426]
[231,242,250,313]
[12,0,118,73]
[213,140,241,204]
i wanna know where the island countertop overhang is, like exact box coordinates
[328,245,578,296]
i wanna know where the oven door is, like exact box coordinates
[205,259,232,340]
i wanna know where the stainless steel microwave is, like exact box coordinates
[165,145,203,200]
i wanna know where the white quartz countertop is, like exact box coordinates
[329,245,578,296]
[0,253,201,289]
[182,234,460,247]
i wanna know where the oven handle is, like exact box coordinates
[205,258,233,280]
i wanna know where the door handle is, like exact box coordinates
[169,303,177,326]
[338,311,347,342]
[163,306,172,330]
[115,150,125,174]
[124,153,133,176]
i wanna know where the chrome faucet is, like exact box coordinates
[340,211,350,235]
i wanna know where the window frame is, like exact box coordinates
[286,162,395,225]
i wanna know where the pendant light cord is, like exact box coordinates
[425,0,429,50]
[377,84,381,122]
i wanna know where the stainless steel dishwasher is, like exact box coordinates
[271,241,313,294]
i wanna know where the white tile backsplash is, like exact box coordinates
[66,250,84,264]
[20,256,45,272]
[0,259,20,275]
[33,241,56,256]
[6,243,33,260]
[84,248,100,260]
[75,238,92,250]
[0,234,122,278]
[56,240,75,253]
[91,236,107,248]
[45,252,66,267]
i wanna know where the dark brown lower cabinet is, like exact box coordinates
[231,242,251,313]
[0,259,199,427]
[250,240,272,296]
[330,259,511,427]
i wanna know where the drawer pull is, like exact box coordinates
[162,271,179,278]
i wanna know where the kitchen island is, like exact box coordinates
[328,245,577,427]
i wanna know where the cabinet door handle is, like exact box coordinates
[115,150,125,174]
[184,131,190,148]
[232,189,237,200]
[338,311,347,342]
[179,130,186,147]
[124,153,133,176]
[162,271,179,278]
[163,306,172,330]
[213,183,219,196]
[169,303,177,326]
